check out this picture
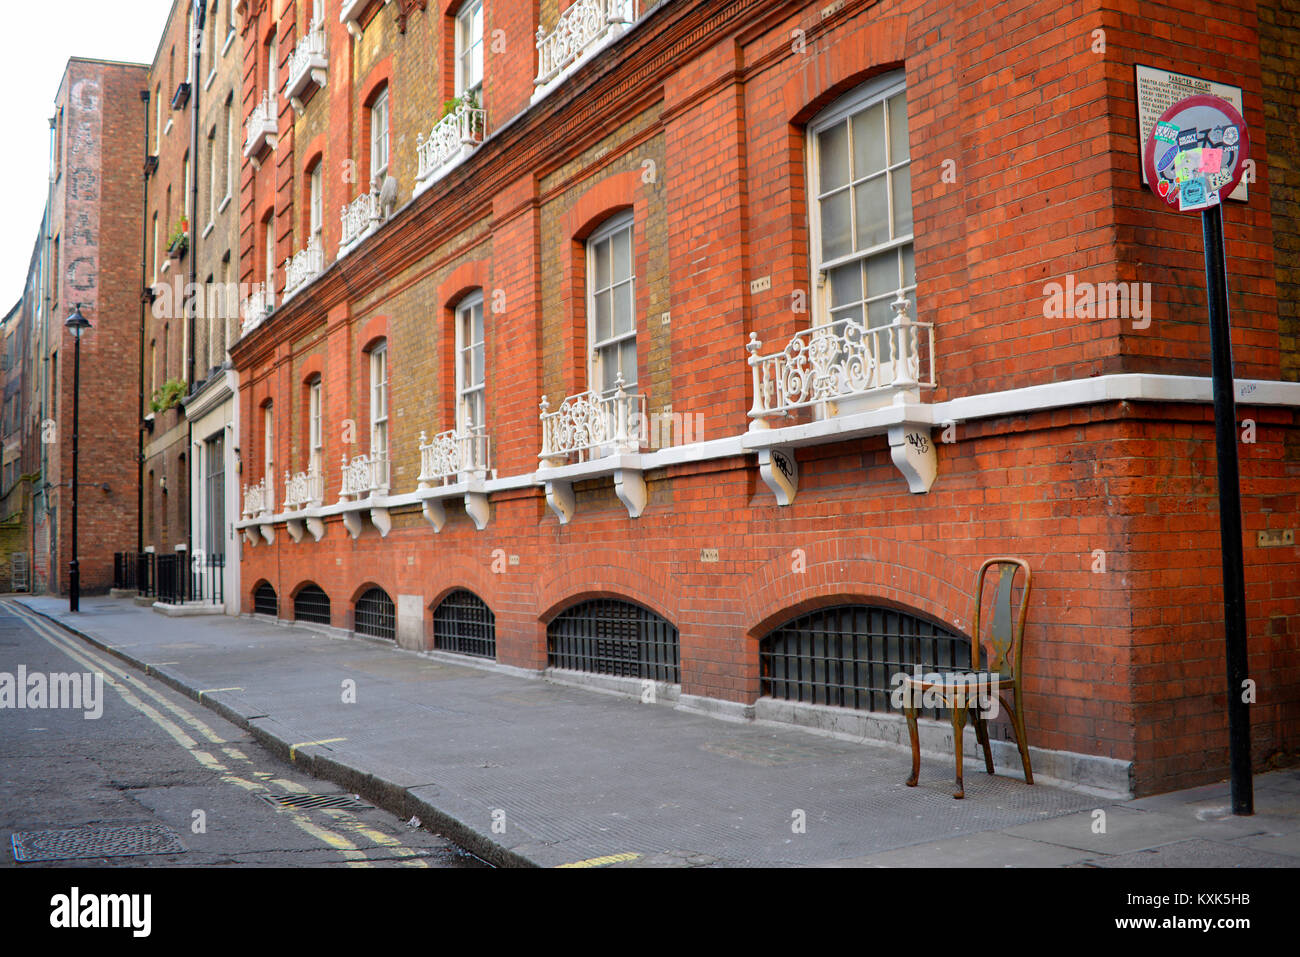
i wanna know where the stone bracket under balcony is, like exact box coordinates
[417,480,490,532]
[535,454,646,525]
[743,401,939,504]
[285,514,327,544]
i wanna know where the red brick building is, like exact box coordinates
[39,58,148,595]
[231,0,1299,796]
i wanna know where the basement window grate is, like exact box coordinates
[548,598,679,683]
[354,587,396,641]
[433,589,496,659]
[294,583,331,625]
[253,581,278,617]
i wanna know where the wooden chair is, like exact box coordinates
[903,557,1033,798]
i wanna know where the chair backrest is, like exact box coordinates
[970,558,1031,679]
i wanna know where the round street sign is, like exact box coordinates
[1142,93,1250,213]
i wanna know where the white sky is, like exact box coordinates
[1,0,178,309]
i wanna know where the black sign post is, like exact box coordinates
[1143,93,1253,815]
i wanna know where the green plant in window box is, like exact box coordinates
[149,377,187,414]
[167,218,189,259]
[442,88,480,118]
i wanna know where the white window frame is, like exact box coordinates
[455,0,484,98]
[308,377,323,476]
[264,217,275,291]
[263,402,274,484]
[586,211,636,399]
[207,125,218,227]
[370,89,390,181]
[455,291,485,434]
[267,32,278,100]
[309,163,323,248]
[806,71,914,333]
[224,97,235,204]
[369,343,388,458]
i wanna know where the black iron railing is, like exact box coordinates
[137,552,156,598]
[113,552,136,590]
[112,551,157,596]
[155,553,187,605]
[191,554,225,605]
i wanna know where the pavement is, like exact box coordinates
[8,594,1299,868]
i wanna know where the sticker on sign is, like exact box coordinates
[1135,65,1247,202]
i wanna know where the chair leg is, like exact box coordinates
[1009,688,1033,785]
[972,711,994,774]
[904,704,920,787]
[951,704,967,799]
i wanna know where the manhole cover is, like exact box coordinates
[257,792,373,811]
[11,823,186,863]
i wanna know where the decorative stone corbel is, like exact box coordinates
[370,507,391,538]
[285,518,305,543]
[464,492,490,531]
[305,517,326,542]
[613,469,647,519]
[757,446,799,506]
[342,510,363,539]
[259,523,275,545]
[544,479,575,525]
[422,498,446,532]
[888,425,938,493]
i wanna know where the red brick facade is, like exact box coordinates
[229,0,1299,796]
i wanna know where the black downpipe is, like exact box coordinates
[137,88,150,555]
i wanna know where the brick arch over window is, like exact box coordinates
[780,15,907,125]
[740,540,973,642]
[537,547,681,629]
[558,168,650,397]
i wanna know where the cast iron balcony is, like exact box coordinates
[414,98,486,193]
[283,239,325,298]
[417,425,491,486]
[745,289,935,426]
[243,90,278,160]
[338,451,389,501]
[240,283,275,338]
[284,467,324,510]
[534,0,638,91]
[339,188,381,256]
[284,18,328,113]
[539,380,646,466]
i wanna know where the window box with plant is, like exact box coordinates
[414,88,486,192]
[167,219,189,260]
[149,377,187,414]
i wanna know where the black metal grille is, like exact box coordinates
[354,587,396,641]
[253,581,278,617]
[760,604,970,719]
[113,552,134,589]
[294,584,332,625]
[136,552,156,597]
[191,554,225,605]
[548,599,679,683]
[432,589,496,658]
[155,553,188,605]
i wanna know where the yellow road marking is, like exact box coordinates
[289,738,346,761]
[556,852,641,868]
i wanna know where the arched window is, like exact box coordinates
[253,581,278,617]
[294,583,331,624]
[433,589,495,658]
[355,586,395,640]
[808,71,914,332]
[586,212,636,398]
[369,86,389,182]
[455,291,485,438]
[548,598,678,683]
[759,604,967,718]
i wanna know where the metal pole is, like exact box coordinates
[69,327,81,612]
[1201,202,1252,815]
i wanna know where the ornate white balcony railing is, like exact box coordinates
[417,427,491,486]
[283,239,324,297]
[338,451,389,501]
[535,0,638,88]
[242,476,273,519]
[284,19,328,112]
[539,381,646,464]
[746,290,935,424]
[243,90,277,158]
[240,283,275,337]
[283,467,324,510]
[339,189,381,254]
[415,100,486,187]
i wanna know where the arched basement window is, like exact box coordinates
[253,581,278,617]
[548,598,678,683]
[355,586,396,641]
[759,604,968,719]
[294,583,331,625]
[433,589,496,659]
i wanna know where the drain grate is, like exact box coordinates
[11,823,186,863]
[257,792,374,811]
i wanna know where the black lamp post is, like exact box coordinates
[65,303,91,612]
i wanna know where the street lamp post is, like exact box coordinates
[65,304,91,612]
